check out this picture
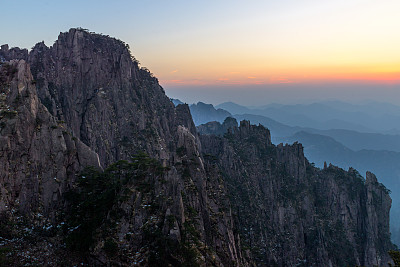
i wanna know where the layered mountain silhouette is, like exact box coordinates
[188,100,400,246]
[217,101,400,133]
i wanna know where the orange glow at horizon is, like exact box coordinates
[132,1,400,89]
[149,53,400,87]
[158,65,400,87]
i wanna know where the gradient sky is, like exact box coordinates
[1,0,400,105]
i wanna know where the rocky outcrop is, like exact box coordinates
[197,116,238,136]
[24,28,185,167]
[0,59,100,219]
[0,45,28,62]
[200,118,393,266]
[0,59,101,265]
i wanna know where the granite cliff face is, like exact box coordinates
[27,29,182,167]
[0,29,394,266]
[0,59,100,217]
[0,59,101,264]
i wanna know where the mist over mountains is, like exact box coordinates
[216,101,400,134]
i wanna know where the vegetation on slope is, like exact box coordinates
[64,152,166,251]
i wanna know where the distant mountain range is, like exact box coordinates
[216,101,400,134]
[281,131,400,193]
[188,102,231,125]
[234,113,400,153]
[172,99,233,125]
[183,100,400,153]
[171,98,184,106]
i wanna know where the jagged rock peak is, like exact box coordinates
[54,28,133,55]
[196,117,238,136]
[366,171,378,184]
[0,44,28,62]
[2,27,135,61]
[30,41,48,51]
[236,119,269,133]
[1,44,9,52]
[222,116,238,129]
[197,118,272,145]
[13,28,176,166]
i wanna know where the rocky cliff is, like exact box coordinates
[0,29,394,266]
[0,59,100,216]
[0,58,101,264]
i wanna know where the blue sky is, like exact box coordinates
[2,0,400,105]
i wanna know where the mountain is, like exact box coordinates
[233,113,301,141]
[280,131,400,207]
[281,131,400,246]
[234,112,400,247]
[189,102,231,125]
[256,103,373,131]
[233,113,400,152]
[217,102,374,132]
[0,29,394,266]
[172,100,232,126]
[305,128,400,152]
[282,131,400,174]
[171,98,184,106]
[282,131,354,167]
[321,100,400,118]
[216,101,253,115]
[217,101,400,133]
[0,59,100,220]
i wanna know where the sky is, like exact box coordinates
[1,0,400,105]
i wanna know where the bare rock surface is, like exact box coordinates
[0,59,100,218]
